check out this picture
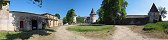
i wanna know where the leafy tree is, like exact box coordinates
[0,0,42,9]
[158,7,167,18]
[76,16,85,23]
[97,7,104,24]
[63,17,67,24]
[30,0,43,8]
[158,7,167,21]
[65,9,76,24]
[55,13,60,19]
[0,0,9,10]
[100,0,128,24]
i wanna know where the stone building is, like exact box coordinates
[0,0,63,31]
[124,3,160,25]
[8,11,63,31]
[148,3,160,23]
[85,8,97,24]
[0,0,11,31]
[41,13,62,28]
[10,11,47,31]
[73,16,77,23]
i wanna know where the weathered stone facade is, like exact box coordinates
[10,11,47,31]
[85,8,97,24]
[0,0,63,31]
[148,3,160,23]
[42,13,62,28]
[123,3,160,25]
[0,0,12,31]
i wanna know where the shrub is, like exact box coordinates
[144,22,168,31]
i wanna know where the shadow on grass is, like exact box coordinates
[78,24,105,26]
[3,29,56,40]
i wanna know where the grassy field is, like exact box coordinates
[67,25,114,32]
[0,32,21,39]
[0,29,56,40]
[129,25,168,39]
[67,25,115,39]
[144,22,168,31]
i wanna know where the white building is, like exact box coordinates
[85,8,97,24]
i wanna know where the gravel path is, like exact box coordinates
[112,25,167,40]
[55,25,91,40]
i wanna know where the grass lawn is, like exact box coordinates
[0,32,20,39]
[144,22,168,31]
[129,25,168,39]
[67,25,114,32]
[0,29,56,40]
[67,25,115,39]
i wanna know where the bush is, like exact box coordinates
[144,22,168,31]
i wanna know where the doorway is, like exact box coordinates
[20,21,24,28]
[32,20,38,30]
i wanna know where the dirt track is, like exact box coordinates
[55,25,91,40]
[55,25,168,40]
[112,25,167,40]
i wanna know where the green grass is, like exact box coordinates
[67,25,114,32]
[144,22,168,31]
[0,29,56,40]
[0,32,20,39]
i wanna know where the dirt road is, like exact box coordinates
[55,25,167,40]
[55,25,91,40]
[112,25,167,40]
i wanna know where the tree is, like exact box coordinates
[100,0,128,24]
[0,0,9,10]
[0,0,42,9]
[30,0,43,8]
[65,9,76,24]
[76,16,85,23]
[55,13,60,19]
[158,7,167,19]
[63,17,67,24]
[158,7,167,21]
[97,7,104,24]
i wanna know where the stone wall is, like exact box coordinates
[42,13,60,28]
[11,12,47,31]
[0,2,14,31]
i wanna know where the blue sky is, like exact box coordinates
[10,0,168,20]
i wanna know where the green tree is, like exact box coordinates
[100,0,128,24]
[97,7,104,24]
[158,7,167,21]
[66,9,76,24]
[0,0,9,10]
[31,0,43,8]
[0,0,42,9]
[76,16,85,23]
[63,17,67,24]
[55,13,60,19]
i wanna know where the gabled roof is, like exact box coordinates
[149,3,159,12]
[126,15,148,18]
